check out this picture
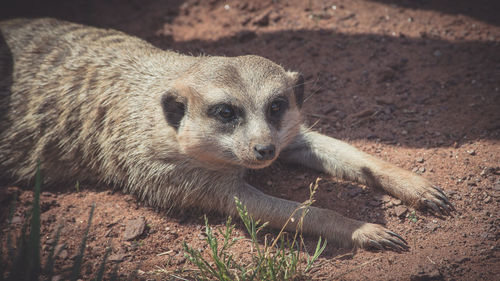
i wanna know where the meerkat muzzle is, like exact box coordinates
[253,144,276,161]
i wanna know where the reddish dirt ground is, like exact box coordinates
[1,0,499,280]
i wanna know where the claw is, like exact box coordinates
[386,230,408,245]
[434,192,451,205]
[423,199,444,216]
[432,186,446,196]
[436,201,452,215]
[379,240,401,252]
[368,239,384,251]
[432,188,456,213]
[387,236,410,251]
[449,202,456,212]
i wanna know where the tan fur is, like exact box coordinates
[0,18,452,251]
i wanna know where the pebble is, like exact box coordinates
[380,195,391,203]
[394,205,408,218]
[391,198,402,206]
[172,252,187,265]
[416,157,425,163]
[426,222,440,231]
[123,217,146,241]
[58,249,68,260]
[51,275,63,281]
[433,50,442,57]
[467,149,476,156]
[11,216,23,224]
[466,180,477,186]
[410,264,442,281]
[108,253,127,262]
[480,167,494,177]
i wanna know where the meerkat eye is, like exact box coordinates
[270,101,282,114]
[219,105,235,120]
[208,103,237,123]
[269,98,288,117]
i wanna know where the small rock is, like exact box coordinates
[491,191,500,198]
[466,180,477,186]
[380,195,391,203]
[394,205,408,218]
[416,157,425,163]
[51,275,63,281]
[172,252,186,265]
[391,198,402,206]
[467,149,476,156]
[41,199,58,213]
[58,249,68,260]
[480,167,494,177]
[484,196,492,203]
[123,217,146,241]
[11,216,23,224]
[253,10,271,26]
[41,213,56,223]
[433,50,442,57]
[426,222,440,232]
[419,167,426,173]
[109,253,127,262]
[42,192,53,197]
[347,188,361,197]
[410,264,443,281]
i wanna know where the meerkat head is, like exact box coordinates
[160,55,304,170]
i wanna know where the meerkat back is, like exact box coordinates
[0,18,174,185]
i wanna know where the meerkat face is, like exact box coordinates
[161,55,304,170]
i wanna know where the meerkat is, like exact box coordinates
[0,18,453,251]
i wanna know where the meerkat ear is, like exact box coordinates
[161,91,186,131]
[287,71,305,108]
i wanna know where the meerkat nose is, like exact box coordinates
[253,144,276,161]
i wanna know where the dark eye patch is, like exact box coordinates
[207,103,242,124]
[268,97,289,125]
[161,93,186,131]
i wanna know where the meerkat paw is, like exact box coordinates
[398,175,455,216]
[352,223,409,252]
[415,184,455,216]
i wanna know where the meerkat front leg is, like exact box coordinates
[228,183,409,251]
[280,125,453,215]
